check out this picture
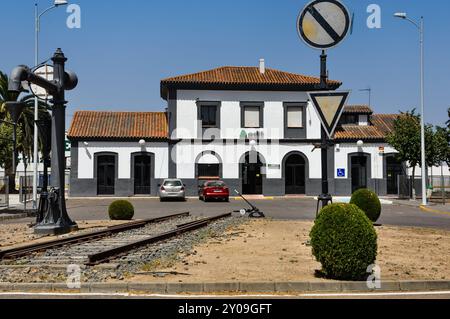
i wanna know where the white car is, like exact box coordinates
[158,179,186,201]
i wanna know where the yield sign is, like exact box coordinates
[308,91,350,138]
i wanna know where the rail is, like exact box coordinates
[0,212,190,260]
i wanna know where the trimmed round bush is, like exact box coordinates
[310,203,378,280]
[350,188,382,222]
[108,200,134,220]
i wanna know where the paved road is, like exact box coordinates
[72,197,450,230]
[4,197,449,230]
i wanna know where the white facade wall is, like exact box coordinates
[175,90,321,140]
[77,141,168,179]
[334,143,398,179]
[174,141,322,180]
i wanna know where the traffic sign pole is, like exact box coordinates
[319,50,331,213]
[297,0,351,215]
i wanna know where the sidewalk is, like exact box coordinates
[0,195,36,222]
[391,199,450,214]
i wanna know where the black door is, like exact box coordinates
[351,156,368,193]
[285,154,306,194]
[386,156,403,195]
[242,153,263,195]
[97,155,115,195]
[134,155,151,195]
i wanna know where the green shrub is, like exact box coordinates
[108,200,134,220]
[350,188,382,222]
[310,203,378,280]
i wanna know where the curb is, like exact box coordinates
[0,280,449,294]
[419,205,450,216]
[0,211,36,222]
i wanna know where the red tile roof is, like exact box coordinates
[67,111,168,140]
[343,105,373,114]
[335,114,398,141]
[67,110,398,142]
[161,66,341,97]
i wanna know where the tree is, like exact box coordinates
[432,126,449,167]
[0,71,51,192]
[387,110,422,196]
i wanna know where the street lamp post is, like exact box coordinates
[33,0,68,210]
[9,48,79,235]
[394,13,427,206]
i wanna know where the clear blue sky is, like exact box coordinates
[1,0,449,127]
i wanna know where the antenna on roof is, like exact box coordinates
[359,87,372,107]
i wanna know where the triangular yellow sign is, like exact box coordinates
[308,91,350,138]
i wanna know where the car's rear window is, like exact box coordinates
[206,181,226,187]
[164,180,182,187]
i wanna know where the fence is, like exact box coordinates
[19,175,33,204]
[398,175,450,202]
[0,177,9,208]
[429,175,450,203]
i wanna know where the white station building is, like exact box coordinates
[67,62,427,198]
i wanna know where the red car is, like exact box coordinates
[198,180,230,202]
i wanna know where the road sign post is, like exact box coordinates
[297,0,351,215]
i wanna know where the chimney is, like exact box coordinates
[259,58,265,74]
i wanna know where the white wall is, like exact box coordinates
[174,140,322,180]
[77,142,169,179]
[408,164,450,177]
[175,90,321,140]
[334,143,398,179]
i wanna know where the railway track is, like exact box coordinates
[0,212,190,260]
[0,212,232,266]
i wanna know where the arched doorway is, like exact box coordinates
[284,153,306,194]
[97,154,116,195]
[241,152,264,195]
[134,154,152,195]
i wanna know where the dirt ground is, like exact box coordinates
[0,220,127,249]
[129,219,450,283]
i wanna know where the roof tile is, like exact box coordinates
[161,66,341,87]
[67,111,168,140]
[335,114,398,140]
[343,105,373,114]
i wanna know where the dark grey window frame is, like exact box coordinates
[283,102,307,139]
[197,101,221,138]
[240,102,264,129]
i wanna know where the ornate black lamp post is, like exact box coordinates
[8,48,78,235]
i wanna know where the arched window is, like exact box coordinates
[196,152,222,179]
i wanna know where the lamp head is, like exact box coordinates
[54,0,68,6]
[8,65,30,93]
[394,12,407,19]
[357,140,364,147]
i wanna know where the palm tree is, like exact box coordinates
[0,71,51,192]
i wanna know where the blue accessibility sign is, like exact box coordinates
[337,168,346,177]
